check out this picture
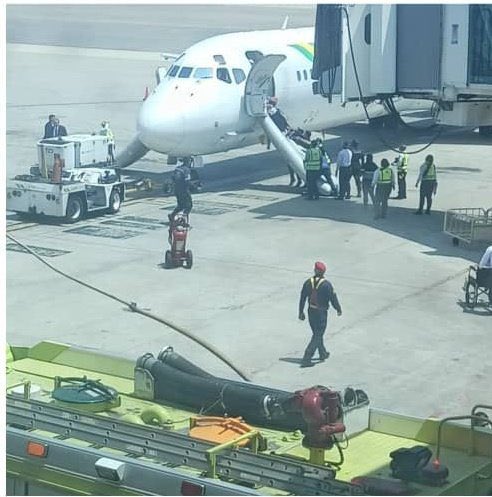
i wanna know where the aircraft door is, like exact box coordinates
[244,54,286,117]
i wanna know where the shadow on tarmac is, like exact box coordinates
[456,301,492,316]
[247,194,486,263]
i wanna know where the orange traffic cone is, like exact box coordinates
[143,86,149,101]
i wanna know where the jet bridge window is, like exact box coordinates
[194,67,213,79]
[232,68,246,84]
[178,67,193,78]
[168,65,180,77]
[217,68,232,84]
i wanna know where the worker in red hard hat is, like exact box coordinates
[298,261,342,367]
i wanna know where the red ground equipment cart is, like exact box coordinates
[164,213,193,269]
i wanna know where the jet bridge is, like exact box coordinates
[313,4,492,133]
[244,55,334,195]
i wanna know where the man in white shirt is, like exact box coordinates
[478,245,492,305]
[335,142,353,200]
[479,245,492,269]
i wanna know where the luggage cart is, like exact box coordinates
[443,207,492,246]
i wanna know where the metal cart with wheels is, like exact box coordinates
[443,207,492,246]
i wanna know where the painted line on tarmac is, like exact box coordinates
[7,43,165,61]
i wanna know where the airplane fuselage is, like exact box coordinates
[137,27,385,157]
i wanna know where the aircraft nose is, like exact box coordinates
[137,93,184,153]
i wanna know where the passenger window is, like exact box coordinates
[296,71,301,82]
[213,55,226,65]
[217,68,232,84]
[178,67,193,78]
[303,70,308,80]
[232,68,246,84]
[194,67,213,79]
[168,65,180,77]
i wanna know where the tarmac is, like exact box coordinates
[5,5,492,421]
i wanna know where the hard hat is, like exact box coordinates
[399,144,406,151]
[314,261,326,273]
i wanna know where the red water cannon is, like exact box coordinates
[293,386,346,449]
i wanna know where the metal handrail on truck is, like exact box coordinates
[443,207,492,245]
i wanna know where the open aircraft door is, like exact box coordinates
[244,55,286,117]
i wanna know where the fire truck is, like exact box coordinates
[6,135,125,223]
[6,341,492,496]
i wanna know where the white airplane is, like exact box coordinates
[118,26,405,175]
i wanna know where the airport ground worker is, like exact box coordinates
[169,159,193,222]
[298,261,342,368]
[360,153,378,206]
[304,140,322,200]
[415,154,438,215]
[392,145,409,199]
[335,142,353,200]
[43,114,57,139]
[350,139,363,198]
[54,118,68,138]
[100,120,115,164]
[372,158,395,219]
[316,138,338,196]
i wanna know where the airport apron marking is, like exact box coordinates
[120,216,167,225]
[161,200,248,215]
[219,192,279,201]
[64,225,142,239]
[101,220,165,230]
[6,242,71,258]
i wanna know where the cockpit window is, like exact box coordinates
[194,67,213,79]
[232,68,246,84]
[178,67,193,78]
[217,68,232,84]
[168,65,180,77]
[214,55,226,65]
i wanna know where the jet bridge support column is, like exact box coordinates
[244,55,334,195]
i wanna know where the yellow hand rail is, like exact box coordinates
[205,430,261,478]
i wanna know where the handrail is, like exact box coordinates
[206,431,261,478]
[435,415,492,462]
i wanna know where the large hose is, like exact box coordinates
[6,233,251,382]
[137,353,306,431]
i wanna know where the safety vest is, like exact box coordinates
[422,163,436,181]
[100,127,115,143]
[398,153,409,173]
[309,277,325,308]
[378,167,392,184]
[304,148,322,171]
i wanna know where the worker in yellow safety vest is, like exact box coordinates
[303,140,322,200]
[371,158,395,219]
[415,154,438,215]
[100,121,115,165]
[392,144,409,199]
